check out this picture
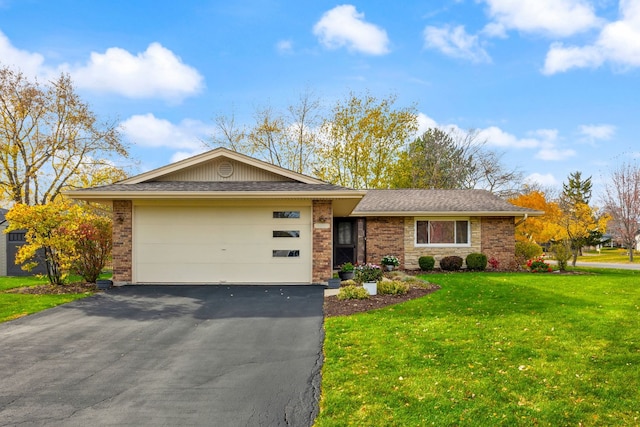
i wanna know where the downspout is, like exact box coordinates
[515,213,528,227]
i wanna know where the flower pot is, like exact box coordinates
[338,271,354,280]
[327,278,341,289]
[363,281,377,296]
[385,264,394,271]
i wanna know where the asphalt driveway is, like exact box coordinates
[0,285,325,426]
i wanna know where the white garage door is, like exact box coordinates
[133,205,312,283]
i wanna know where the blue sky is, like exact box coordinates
[1,0,638,197]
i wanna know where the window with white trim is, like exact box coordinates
[415,219,470,246]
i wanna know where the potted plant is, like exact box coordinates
[338,262,355,280]
[354,263,382,295]
[327,273,341,289]
[381,255,400,271]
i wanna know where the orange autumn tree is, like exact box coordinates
[509,190,563,244]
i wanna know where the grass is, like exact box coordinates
[317,269,640,426]
[0,275,101,323]
[578,247,640,264]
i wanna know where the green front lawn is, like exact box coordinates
[0,275,99,323]
[317,269,640,426]
[579,247,640,264]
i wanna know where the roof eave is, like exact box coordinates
[65,190,367,201]
[351,210,545,217]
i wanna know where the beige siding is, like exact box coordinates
[155,158,294,182]
[403,217,481,269]
[0,223,6,276]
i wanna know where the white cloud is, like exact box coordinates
[0,31,203,101]
[66,43,204,101]
[525,172,559,187]
[482,0,601,37]
[423,25,491,63]
[536,146,576,161]
[578,124,616,142]
[543,1,640,74]
[313,5,390,55]
[416,113,438,135]
[276,39,294,54]
[476,126,540,149]
[417,115,574,162]
[120,114,213,153]
[0,30,48,78]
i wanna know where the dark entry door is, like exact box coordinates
[334,219,356,268]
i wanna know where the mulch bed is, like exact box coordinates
[324,284,440,317]
[4,283,99,295]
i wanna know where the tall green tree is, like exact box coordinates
[392,128,472,189]
[314,92,418,189]
[562,171,592,205]
[0,65,128,205]
[559,171,608,266]
[391,127,523,196]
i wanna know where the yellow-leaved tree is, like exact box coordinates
[509,190,563,243]
[5,202,112,285]
[314,92,418,189]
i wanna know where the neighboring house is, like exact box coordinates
[0,208,7,276]
[66,148,542,285]
[0,208,49,277]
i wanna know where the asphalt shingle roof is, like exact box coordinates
[78,181,356,193]
[352,189,537,214]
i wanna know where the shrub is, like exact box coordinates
[381,255,400,266]
[551,241,572,271]
[465,253,488,271]
[340,262,354,272]
[488,257,500,270]
[340,279,357,287]
[377,280,409,295]
[515,241,543,263]
[527,256,552,273]
[440,256,463,271]
[337,285,370,300]
[355,263,383,283]
[418,256,435,271]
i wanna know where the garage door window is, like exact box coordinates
[273,211,300,218]
[273,230,300,238]
[273,250,300,257]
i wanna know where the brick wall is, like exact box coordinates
[112,200,132,283]
[312,200,333,283]
[403,217,481,269]
[365,217,405,267]
[480,216,515,268]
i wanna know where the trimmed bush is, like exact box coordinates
[337,285,370,300]
[418,256,436,271]
[440,256,463,271]
[515,241,543,262]
[340,279,357,287]
[465,253,488,271]
[377,280,410,295]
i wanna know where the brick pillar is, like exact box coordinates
[112,200,132,283]
[481,217,515,268]
[312,200,333,283]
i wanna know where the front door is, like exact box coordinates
[334,219,356,268]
